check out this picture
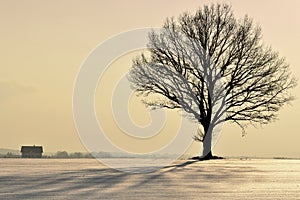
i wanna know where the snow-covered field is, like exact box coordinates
[0,158,299,199]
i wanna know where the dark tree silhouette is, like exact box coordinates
[128,3,296,160]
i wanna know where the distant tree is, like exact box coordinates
[129,3,296,159]
[69,152,83,158]
[55,151,69,158]
[6,152,13,157]
[4,152,20,158]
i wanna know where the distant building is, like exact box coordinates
[21,145,43,158]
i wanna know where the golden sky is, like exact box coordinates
[0,0,299,157]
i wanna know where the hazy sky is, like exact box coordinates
[0,0,299,157]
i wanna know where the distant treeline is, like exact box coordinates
[0,151,93,158]
[0,151,187,159]
[51,151,93,158]
[0,152,20,158]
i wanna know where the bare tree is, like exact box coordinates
[128,3,296,160]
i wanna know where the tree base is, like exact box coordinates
[190,154,224,161]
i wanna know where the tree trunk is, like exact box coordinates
[199,123,214,160]
[199,150,213,160]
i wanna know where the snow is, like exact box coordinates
[0,158,299,199]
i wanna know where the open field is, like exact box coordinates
[0,158,299,199]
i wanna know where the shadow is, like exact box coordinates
[0,158,272,199]
[163,160,199,170]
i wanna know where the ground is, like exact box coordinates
[0,158,299,199]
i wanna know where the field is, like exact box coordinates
[0,158,299,199]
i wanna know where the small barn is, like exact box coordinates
[21,145,43,158]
